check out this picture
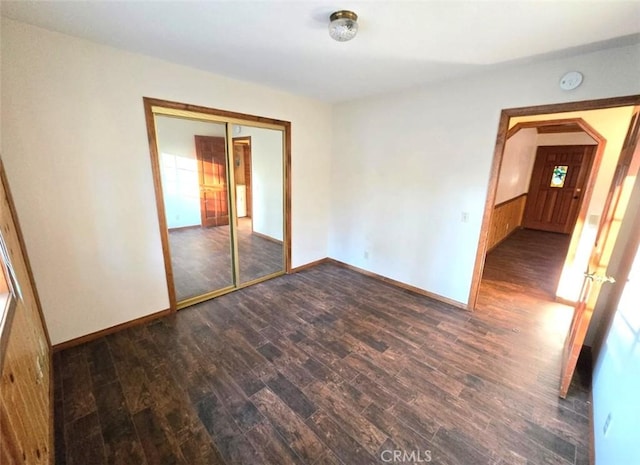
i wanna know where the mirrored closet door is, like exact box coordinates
[144,99,290,310]
[231,124,285,285]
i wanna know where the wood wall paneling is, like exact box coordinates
[486,194,528,252]
[0,163,52,464]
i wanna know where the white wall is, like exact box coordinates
[495,128,537,205]
[1,19,332,344]
[155,116,226,229]
[591,172,640,465]
[330,43,640,305]
[237,125,283,241]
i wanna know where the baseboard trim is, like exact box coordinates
[327,258,468,310]
[252,230,283,245]
[54,257,467,350]
[487,226,522,253]
[555,296,577,307]
[168,224,201,232]
[290,257,330,273]
[53,308,171,352]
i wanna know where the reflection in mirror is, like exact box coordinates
[155,115,233,301]
[232,125,285,284]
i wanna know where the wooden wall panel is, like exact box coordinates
[0,162,52,464]
[487,194,527,251]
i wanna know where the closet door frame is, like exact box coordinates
[143,97,291,311]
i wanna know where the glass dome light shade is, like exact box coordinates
[329,10,358,42]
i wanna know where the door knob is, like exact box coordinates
[584,271,616,284]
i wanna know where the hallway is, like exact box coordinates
[480,228,572,301]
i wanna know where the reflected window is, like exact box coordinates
[550,165,568,188]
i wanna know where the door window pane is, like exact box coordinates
[550,165,568,188]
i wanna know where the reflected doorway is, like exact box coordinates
[144,98,291,310]
[233,126,284,285]
[233,136,252,219]
[155,116,234,301]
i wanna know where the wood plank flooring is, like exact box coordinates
[481,228,571,299]
[54,230,590,465]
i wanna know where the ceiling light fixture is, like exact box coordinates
[329,10,358,42]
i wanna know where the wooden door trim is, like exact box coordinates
[0,161,51,348]
[468,95,640,311]
[0,159,54,464]
[559,105,640,397]
[232,136,252,219]
[143,101,178,311]
[507,117,604,141]
[284,125,292,273]
[591,171,640,360]
[142,97,292,312]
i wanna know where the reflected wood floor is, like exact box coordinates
[54,231,590,465]
[169,218,283,301]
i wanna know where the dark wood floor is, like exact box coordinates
[54,229,590,465]
[169,218,283,301]
[481,228,572,300]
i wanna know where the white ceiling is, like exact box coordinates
[2,1,640,103]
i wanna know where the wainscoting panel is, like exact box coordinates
[487,194,527,251]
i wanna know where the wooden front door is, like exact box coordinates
[523,145,596,234]
[195,135,229,227]
[560,107,640,397]
[0,161,52,464]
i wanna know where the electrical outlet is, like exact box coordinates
[461,212,469,223]
[364,250,369,260]
[603,412,612,436]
